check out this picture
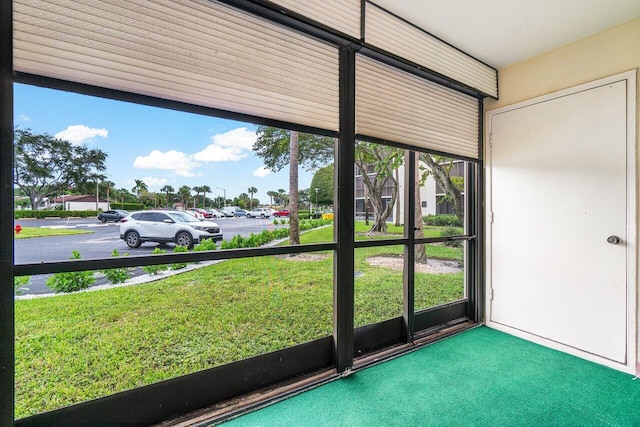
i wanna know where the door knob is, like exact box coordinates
[607,235,621,244]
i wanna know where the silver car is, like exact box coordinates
[120,210,223,249]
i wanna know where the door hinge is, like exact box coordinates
[490,212,494,223]
[490,288,494,301]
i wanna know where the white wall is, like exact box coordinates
[67,201,110,211]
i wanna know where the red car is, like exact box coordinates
[188,208,212,219]
[273,209,290,217]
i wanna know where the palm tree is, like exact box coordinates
[289,131,299,244]
[248,186,257,209]
[201,185,212,209]
[131,179,148,201]
[267,190,279,206]
[160,185,175,208]
[277,188,288,206]
[192,185,203,208]
[178,185,192,208]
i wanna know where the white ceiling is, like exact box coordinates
[372,0,640,68]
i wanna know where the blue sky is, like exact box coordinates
[14,83,314,205]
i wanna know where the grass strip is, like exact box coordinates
[14,227,93,239]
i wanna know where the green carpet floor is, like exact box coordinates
[221,327,640,426]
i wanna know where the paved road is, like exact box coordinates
[14,217,287,295]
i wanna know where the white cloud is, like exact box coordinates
[193,145,245,162]
[55,124,108,145]
[193,127,257,162]
[133,150,200,177]
[18,115,31,122]
[253,166,271,178]
[141,176,168,188]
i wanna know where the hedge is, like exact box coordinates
[110,203,145,211]
[14,210,99,219]
[423,214,463,227]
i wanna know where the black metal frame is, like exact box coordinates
[3,0,487,424]
[0,0,14,425]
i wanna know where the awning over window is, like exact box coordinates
[13,0,340,131]
[364,2,497,98]
[356,55,480,159]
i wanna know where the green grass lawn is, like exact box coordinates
[14,224,463,418]
[14,227,93,239]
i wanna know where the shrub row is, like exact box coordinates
[15,203,146,219]
[423,214,463,227]
[220,218,331,250]
[109,203,145,211]
[14,210,99,219]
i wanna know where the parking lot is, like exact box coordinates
[15,216,288,295]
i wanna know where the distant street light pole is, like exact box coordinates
[315,187,319,217]
[216,187,226,207]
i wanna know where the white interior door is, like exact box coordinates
[488,76,634,365]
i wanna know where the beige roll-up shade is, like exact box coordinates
[268,0,361,39]
[356,55,479,159]
[13,0,340,131]
[364,3,497,98]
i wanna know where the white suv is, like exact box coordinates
[246,208,271,218]
[120,210,223,249]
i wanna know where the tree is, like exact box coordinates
[267,190,279,206]
[201,185,211,209]
[191,186,203,208]
[298,188,310,210]
[178,185,192,208]
[247,186,257,209]
[253,126,334,172]
[236,192,250,209]
[355,142,403,233]
[160,185,175,208]
[13,129,108,210]
[254,126,334,244]
[112,188,134,207]
[100,180,115,205]
[421,155,464,219]
[309,164,334,208]
[277,189,288,206]
[289,131,300,244]
[414,152,427,261]
[131,179,148,201]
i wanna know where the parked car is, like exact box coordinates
[246,208,271,218]
[205,208,225,218]
[272,209,290,217]
[219,209,234,217]
[233,209,247,217]
[188,207,211,219]
[97,209,129,223]
[120,210,223,249]
[183,209,204,220]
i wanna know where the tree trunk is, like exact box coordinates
[364,183,369,226]
[365,176,397,233]
[414,152,426,261]
[422,155,464,219]
[289,131,300,245]
[394,167,401,227]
